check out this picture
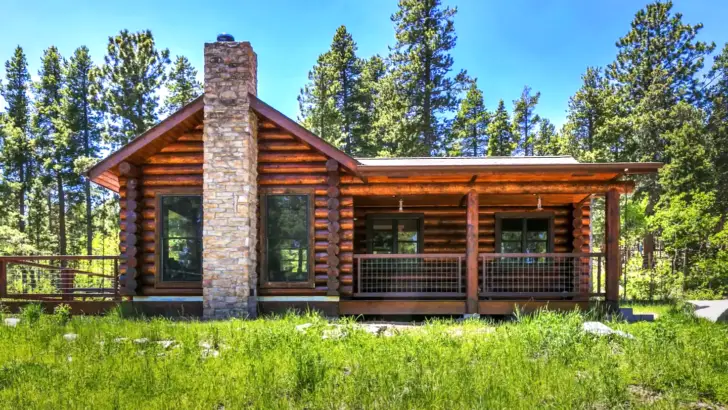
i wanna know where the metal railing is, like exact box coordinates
[354,254,465,297]
[480,253,604,298]
[0,256,121,301]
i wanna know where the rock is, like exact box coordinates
[582,321,634,339]
[133,338,150,344]
[295,323,313,333]
[201,348,220,358]
[3,318,20,327]
[63,333,78,342]
[322,327,347,340]
[156,340,175,349]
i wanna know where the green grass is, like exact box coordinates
[0,304,727,409]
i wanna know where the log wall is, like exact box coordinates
[120,130,204,296]
[256,125,350,297]
[353,205,576,255]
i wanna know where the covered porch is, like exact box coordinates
[340,165,633,314]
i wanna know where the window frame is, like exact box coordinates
[259,188,316,289]
[154,188,204,289]
[494,212,555,254]
[365,213,425,254]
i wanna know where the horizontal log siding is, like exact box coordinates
[256,126,344,296]
[353,206,574,255]
[120,131,204,296]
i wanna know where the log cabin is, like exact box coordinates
[86,35,662,318]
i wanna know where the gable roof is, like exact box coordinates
[249,94,360,174]
[86,96,205,191]
[86,94,363,191]
[86,92,661,193]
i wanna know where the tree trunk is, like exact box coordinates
[18,163,26,232]
[57,173,67,257]
[84,85,93,255]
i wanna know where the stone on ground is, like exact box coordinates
[582,321,634,339]
[3,318,20,327]
[63,333,78,341]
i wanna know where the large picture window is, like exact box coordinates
[366,214,424,254]
[496,213,553,254]
[160,195,203,283]
[262,192,314,287]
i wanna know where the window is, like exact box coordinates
[160,195,203,282]
[262,192,314,287]
[496,214,553,254]
[366,215,424,254]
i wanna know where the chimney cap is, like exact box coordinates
[217,33,235,42]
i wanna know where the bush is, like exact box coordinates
[53,304,72,325]
[19,303,43,324]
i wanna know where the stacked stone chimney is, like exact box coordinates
[202,38,258,319]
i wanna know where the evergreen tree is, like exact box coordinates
[162,55,202,115]
[33,46,70,256]
[63,46,102,255]
[512,86,540,156]
[328,26,365,155]
[533,118,562,156]
[563,67,613,161]
[357,55,387,157]
[298,54,341,146]
[0,46,32,232]
[449,79,489,156]
[98,30,170,146]
[487,100,516,156]
[388,0,468,155]
[706,44,728,219]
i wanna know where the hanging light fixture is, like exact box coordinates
[399,198,404,212]
[536,195,542,211]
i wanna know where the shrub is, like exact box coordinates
[19,303,43,324]
[53,303,72,325]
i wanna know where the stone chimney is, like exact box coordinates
[202,35,258,319]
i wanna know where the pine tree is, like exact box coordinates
[487,100,516,156]
[388,0,469,155]
[63,46,102,255]
[162,56,202,115]
[449,80,489,156]
[0,46,32,232]
[533,119,562,156]
[298,54,341,146]
[706,43,728,218]
[605,1,714,264]
[563,67,613,161]
[98,30,170,146]
[33,46,71,256]
[357,55,387,157]
[512,86,541,156]
[328,26,364,155]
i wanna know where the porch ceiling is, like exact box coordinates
[354,193,588,208]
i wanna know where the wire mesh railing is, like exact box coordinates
[0,256,121,301]
[354,254,465,297]
[480,253,604,298]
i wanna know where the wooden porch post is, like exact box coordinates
[466,190,479,314]
[605,188,621,310]
[120,161,141,296]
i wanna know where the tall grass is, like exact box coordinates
[0,306,726,409]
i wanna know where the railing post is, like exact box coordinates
[605,189,621,311]
[465,189,479,314]
[0,260,6,298]
[113,257,120,301]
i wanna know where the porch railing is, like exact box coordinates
[354,254,465,297]
[480,253,604,298]
[0,256,121,301]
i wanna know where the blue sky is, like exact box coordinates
[1,0,727,128]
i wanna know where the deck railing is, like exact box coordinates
[480,253,604,298]
[0,256,121,301]
[354,254,465,297]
